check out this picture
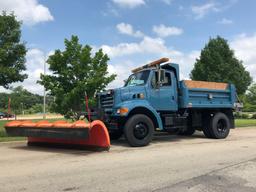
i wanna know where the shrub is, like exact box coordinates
[234,112,250,119]
[234,112,242,119]
[241,113,250,119]
[252,113,256,119]
[243,103,256,112]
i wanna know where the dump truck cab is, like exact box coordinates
[95,58,237,147]
[96,63,179,128]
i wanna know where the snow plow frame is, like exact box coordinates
[5,120,110,150]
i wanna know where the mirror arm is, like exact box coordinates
[156,65,161,86]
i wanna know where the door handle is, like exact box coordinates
[172,96,175,100]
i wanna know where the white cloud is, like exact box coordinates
[101,34,200,88]
[112,0,145,9]
[153,24,183,38]
[108,60,136,88]
[105,33,256,90]
[0,0,54,25]
[17,49,47,94]
[161,0,173,5]
[0,49,51,94]
[0,41,200,93]
[101,36,168,58]
[218,18,233,25]
[179,5,184,11]
[106,49,199,88]
[191,2,218,19]
[231,34,256,81]
[102,2,120,17]
[173,51,200,80]
[116,23,144,38]
[191,1,238,19]
[26,49,45,71]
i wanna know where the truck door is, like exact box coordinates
[148,71,178,111]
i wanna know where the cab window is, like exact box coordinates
[151,71,172,87]
[162,72,171,86]
[125,70,150,87]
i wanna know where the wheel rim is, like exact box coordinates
[217,119,227,134]
[133,122,149,140]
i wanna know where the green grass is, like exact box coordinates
[235,119,256,127]
[0,120,25,142]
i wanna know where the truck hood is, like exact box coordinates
[116,86,147,101]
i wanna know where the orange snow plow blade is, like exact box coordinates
[4,120,110,150]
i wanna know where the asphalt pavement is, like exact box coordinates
[0,127,256,192]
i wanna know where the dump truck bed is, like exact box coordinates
[179,80,236,109]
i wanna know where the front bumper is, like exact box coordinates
[88,108,124,131]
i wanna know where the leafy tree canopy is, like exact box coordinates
[246,83,256,105]
[0,86,44,114]
[190,36,252,95]
[0,12,27,88]
[39,35,116,119]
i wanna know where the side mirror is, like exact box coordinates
[158,69,165,85]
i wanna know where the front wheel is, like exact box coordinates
[124,114,154,147]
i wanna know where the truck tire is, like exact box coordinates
[203,125,212,138]
[206,112,230,139]
[109,130,123,140]
[202,113,213,138]
[124,114,154,147]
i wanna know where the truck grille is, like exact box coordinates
[100,94,114,109]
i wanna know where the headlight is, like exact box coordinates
[117,107,129,115]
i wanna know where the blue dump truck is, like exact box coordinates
[94,58,238,147]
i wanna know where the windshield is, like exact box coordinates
[125,70,150,87]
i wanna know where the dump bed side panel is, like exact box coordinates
[179,80,236,109]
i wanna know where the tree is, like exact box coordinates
[245,83,256,107]
[0,12,27,88]
[10,86,43,112]
[39,35,116,119]
[246,83,256,105]
[0,86,44,114]
[190,36,252,95]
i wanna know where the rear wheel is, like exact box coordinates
[211,112,230,139]
[203,112,230,139]
[202,113,213,138]
[124,114,154,147]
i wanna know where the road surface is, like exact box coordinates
[0,128,256,192]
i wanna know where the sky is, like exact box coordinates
[0,0,256,95]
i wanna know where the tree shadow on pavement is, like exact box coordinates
[9,142,109,156]
[9,131,209,155]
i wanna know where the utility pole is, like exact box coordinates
[21,102,24,115]
[7,97,11,120]
[43,55,46,119]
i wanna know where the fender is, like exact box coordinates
[113,100,163,130]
